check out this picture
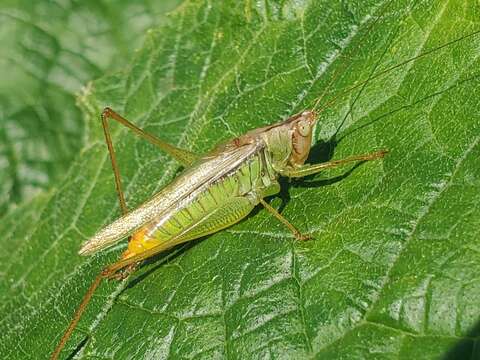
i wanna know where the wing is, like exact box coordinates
[79,141,262,255]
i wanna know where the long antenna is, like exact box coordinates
[312,29,480,115]
[310,0,396,114]
[328,22,401,142]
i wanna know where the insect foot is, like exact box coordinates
[102,263,137,281]
[295,232,313,241]
[373,149,388,159]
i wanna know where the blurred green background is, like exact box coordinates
[0,0,182,216]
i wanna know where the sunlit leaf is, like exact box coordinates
[1,1,479,359]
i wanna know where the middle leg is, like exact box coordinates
[259,199,311,241]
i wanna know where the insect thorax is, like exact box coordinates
[261,125,294,169]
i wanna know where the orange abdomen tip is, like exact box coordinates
[121,228,148,259]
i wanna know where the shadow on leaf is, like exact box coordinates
[442,320,480,360]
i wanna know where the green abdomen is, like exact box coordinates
[145,149,278,242]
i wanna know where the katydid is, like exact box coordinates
[50,17,480,360]
[51,107,385,360]
[85,108,386,266]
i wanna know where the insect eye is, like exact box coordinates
[297,120,310,137]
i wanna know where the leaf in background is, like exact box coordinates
[1,0,480,359]
[0,0,182,215]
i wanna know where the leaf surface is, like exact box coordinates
[1,1,480,359]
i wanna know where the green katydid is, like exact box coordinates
[52,107,386,358]
[50,13,480,360]
[50,105,386,359]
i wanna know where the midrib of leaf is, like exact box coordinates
[1,0,480,359]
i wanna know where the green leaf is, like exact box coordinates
[2,0,480,359]
[0,0,181,215]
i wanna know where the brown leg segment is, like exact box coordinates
[50,274,103,360]
[101,110,129,215]
[101,109,142,273]
[101,107,198,166]
[259,199,312,241]
[51,110,142,360]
